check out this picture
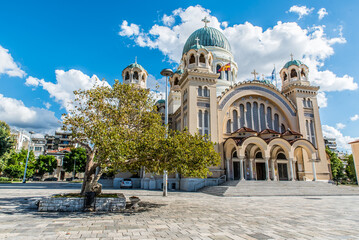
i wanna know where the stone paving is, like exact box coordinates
[1,182,359,239]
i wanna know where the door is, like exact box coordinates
[256,163,265,180]
[278,163,288,181]
[233,162,240,180]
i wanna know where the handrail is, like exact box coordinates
[218,175,227,185]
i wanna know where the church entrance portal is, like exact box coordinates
[256,163,265,180]
[233,162,240,180]
[278,163,288,180]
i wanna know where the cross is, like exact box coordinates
[251,69,258,80]
[195,37,200,46]
[290,53,293,61]
[202,17,210,27]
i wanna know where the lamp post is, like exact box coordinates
[22,131,35,183]
[160,68,173,197]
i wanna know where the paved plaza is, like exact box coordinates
[0,182,359,240]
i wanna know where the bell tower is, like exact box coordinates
[121,59,148,88]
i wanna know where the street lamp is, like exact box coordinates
[160,68,173,197]
[22,131,35,183]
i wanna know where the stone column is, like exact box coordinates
[271,159,277,181]
[289,158,294,181]
[226,158,230,180]
[249,158,254,180]
[239,156,245,181]
[265,157,270,181]
[312,160,317,181]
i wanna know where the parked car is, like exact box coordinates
[44,177,58,181]
[120,178,133,189]
[29,177,40,181]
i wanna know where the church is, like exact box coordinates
[116,19,331,191]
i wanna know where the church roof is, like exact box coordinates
[283,59,304,69]
[282,129,303,136]
[126,62,145,71]
[259,129,280,135]
[232,127,257,133]
[182,27,232,55]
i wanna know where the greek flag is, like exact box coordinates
[271,67,276,81]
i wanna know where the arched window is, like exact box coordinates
[239,104,245,128]
[281,124,286,133]
[260,104,266,131]
[225,70,229,81]
[142,74,145,80]
[198,110,203,135]
[274,113,279,132]
[204,110,209,135]
[290,69,297,78]
[301,69,306,78]
[283,73,287,81]
[226,119,231,133]
[174,78,179,85]
[198,86,202,96]
[199,54,205,63]
[307,99,311,108]
[133,71,139,80]
[255,152,263,159]
[267,107,273,129]
[203,87,209,97]
[310,120,316,147]
[216,64,222,79]
[277,153,286,159]
[189,54,195,64]
[306,120,310,141]
[125,72,130,80]
[246,102,252,129]
[303,98,307,107]
[233,110,238,131]
[253,102,259,131]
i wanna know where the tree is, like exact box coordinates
[34,155,58,178]
[62,81,162,195]
[345,154,357,183]
[326,148,345,182]
[3,149,35,179]
[63,148,87,176]
[0,121,14,172]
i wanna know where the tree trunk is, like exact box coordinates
[80,150,103,195]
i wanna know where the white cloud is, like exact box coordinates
[0,45,26,78]
[25,76,41,87]
[118,5,357,95]
[322,125,357,151]
[317,8,328,20]
[336,123,346,129]
[0,94,60,133]
[44,102,51,109]
[32,69,110,112]
[317,91,327,108]
[162,14,175,26]
[289,5,314,19]
[350,114,359,121]
[118,20,140,37]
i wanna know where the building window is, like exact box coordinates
[198,86,202,96]
[253,102,259,131]
[233,110,238,131]
[204,110,209,135]
[189,54,195,64]
[307,99,311,108]
[283,72,287,81]
[246,102,252,129]
[239,104,245,128]
[198,110,203,135]
[274,113,279,132]
[290,69,297,78]
[281,124,286,133]
[310,120,316,148]
[260,104,266,131]
[216,64,222,79]
[199,54,205,63]
[125,72,130,80]
[203,87,209,97]
[226,119,231,133]
[303,98,307,107]
[174,78,179,85]
[133,71,139,80]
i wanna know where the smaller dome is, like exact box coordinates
[189,44,206,51]
[283,60,304,69]
[126,63,145,71]
[156,99,165,105]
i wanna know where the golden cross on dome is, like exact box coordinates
[195,37,200,46]
[251,69,258,80]
[202,17,210,27]
[290,53,294,61]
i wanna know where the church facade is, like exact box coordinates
[118,21,331,190]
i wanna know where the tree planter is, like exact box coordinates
[38,193,126,212]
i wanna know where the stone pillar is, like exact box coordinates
[265,157,270,181]
[271,159,277,181]
[226,158,230,180]
[312,160,317,181]
[239,156,245,181]
[289,158,294,181]
[249,158,254,180]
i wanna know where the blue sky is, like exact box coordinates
[0,0,358,151]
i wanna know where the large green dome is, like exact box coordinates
[182,27,232,55]
[283,60,303,69]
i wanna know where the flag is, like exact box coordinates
[219,63,231,72]
[271,67,276,80]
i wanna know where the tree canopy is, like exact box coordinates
[34,155,57,177]
[63,148,87,175]
[3,149,35,179]
[0,121,14,172]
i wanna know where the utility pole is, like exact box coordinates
[22,131,35,183]
[160,68,173,197]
